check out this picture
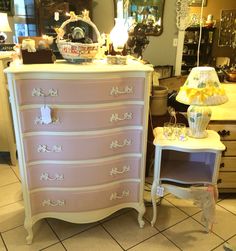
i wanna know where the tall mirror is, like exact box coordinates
[114,0,165,36]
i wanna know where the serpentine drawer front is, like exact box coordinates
[208,123,236,191]
[5,63,153,244]
[16,78,145,105]
[20,104,144,133]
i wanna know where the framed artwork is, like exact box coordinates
[189,0,207,7]
[0,0,14,15]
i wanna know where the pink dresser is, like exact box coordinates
[5,61,153,244]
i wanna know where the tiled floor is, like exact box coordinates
[0,153,236,251]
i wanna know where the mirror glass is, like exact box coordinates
[114,0,165,36]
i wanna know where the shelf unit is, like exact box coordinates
[151,127,225,231]
[181,26,216,75]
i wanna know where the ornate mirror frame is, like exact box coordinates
[114,0,165,36]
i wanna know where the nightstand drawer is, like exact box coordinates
[20,104,144,133]
[30,182,140,215]
[23,130,142,162]
[222,141,236,156]
[16,78,145,105]
[27,156,141,189]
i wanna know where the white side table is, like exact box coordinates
[151,127,225,231]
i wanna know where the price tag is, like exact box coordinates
[156,186,164,197]
[40,105,52,124]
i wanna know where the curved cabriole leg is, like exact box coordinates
[138,203,146,228]
[24,219,33,244]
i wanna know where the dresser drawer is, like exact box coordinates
[208,123,236,140]
[16,78,145,105]
[30,182,140,215]
[23,130,142,162]
[20,104,144,133]
[222,141,236,156]
[218,172,236,189]
[27,157,142,189]
[220,157,236,171]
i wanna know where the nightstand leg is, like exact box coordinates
[151,180,158,226]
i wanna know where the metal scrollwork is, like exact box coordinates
[40,172,64,181]
[32,88,58,97]
[110,190,130,200]
[110,86,133,96]
[110,165,130,176]
[37,145,62,153]
[34,116,60,125]
[42,199,65,207]
[110,112,133,122]
[110,139,132,149]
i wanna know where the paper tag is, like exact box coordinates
[156,186,164,197]
[40,105,52,124]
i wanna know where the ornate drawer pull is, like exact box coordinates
[32,88,58,97]
[110,112,133,122]
[35,116,60,125]
[37,145,62,153]
[110,86,133,96]
[110,139,132,149]
[110,165,130,176]
[110,190,130,200]
[42,199,65,207]
[217,130,230,137]
[220,163,225,168]
[40,172,64,181]
[217,179,222,184]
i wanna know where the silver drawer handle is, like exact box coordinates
[110,112,133,122]
[110,190,130,200]
[35,116,60,125]
[37,145,62,153]
[32,88,58,97]
[110,86,133,96]
[110,139,132,149]
[40,172,64,181]
[110,165,130,176]
[42,199,65,207]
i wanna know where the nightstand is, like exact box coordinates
[151,127,225,231]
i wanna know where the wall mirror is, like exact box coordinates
[114,0,165,36]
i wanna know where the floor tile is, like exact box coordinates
[193,204,236,240]
[41,242,66,251]
[163,217,224,251]
[213,235,236,251]
[102,210,158,250]
[10,163,21,181]
[164,193,201,216]
[144,198,189,231]
[47,218,99,240]
[62,225,123,251]
[217,197,236,215]
[0,164,19,187]
[0,236,7,251]
[128,232,181,251]
[0,182,22,207]
[1,220,59,251]
[0,201,24,232]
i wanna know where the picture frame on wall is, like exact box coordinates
[189,0,207,7]
[0,0,14,15]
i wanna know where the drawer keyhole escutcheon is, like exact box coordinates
[110,190,130,200]
[110,86,133,96]
[40,172,64,181]
[110,165,130,176]
[42,199,65,207]
[37,145,62,153]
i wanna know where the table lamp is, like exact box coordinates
[176,66,228,138]
[0,12,12,43]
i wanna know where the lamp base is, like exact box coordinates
[187,105,212,138]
